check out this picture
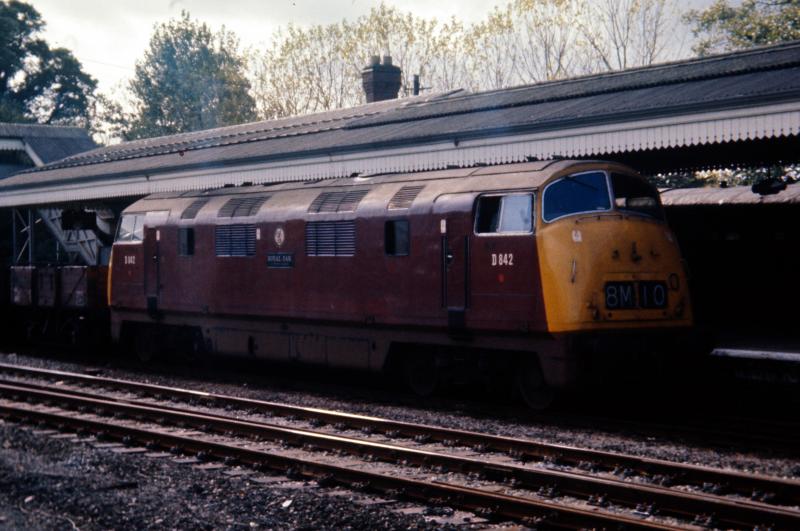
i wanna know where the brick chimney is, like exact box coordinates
[362,55,402,103]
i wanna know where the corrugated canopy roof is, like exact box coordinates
[2,41,800,206]
[661,181,800,206]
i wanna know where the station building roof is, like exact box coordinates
[0,123,95,180]
[2,41,800,207]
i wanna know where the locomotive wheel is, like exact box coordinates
[134,327,159,363]
[180,328,210,365]
[403,353,439,397]
[516,355,554,410]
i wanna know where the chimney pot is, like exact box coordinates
[362,54,402,103]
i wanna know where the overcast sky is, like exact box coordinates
[30,0,715,95]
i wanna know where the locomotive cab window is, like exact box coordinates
[610,173,664,220]
[385,219,410,256]
[475,193,533,234]
[179,227,195,256]
[115,214,144,243]
[542,171,611,222]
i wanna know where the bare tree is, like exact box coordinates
[464,5,519,91]
[578,0,684,72]
[251,23,359,119]
[511,0,587,83]
[248,0,689,120]
[423,17,473,92]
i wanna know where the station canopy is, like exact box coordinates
[1,41,799,208]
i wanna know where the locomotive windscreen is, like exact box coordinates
[610,173,664,220]
[116,214,144,242]
[542,171,610,222]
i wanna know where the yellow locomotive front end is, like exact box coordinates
[536,165,692,333]
[522,164,694,402]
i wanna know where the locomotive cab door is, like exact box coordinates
[470,192,538,329]
[142,211,169,316]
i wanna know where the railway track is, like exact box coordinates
[522,407,800,457]
[0,363,799,529]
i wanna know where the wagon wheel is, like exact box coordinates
[403,352,439,397]
[59,318,82,348]
[516,355,555,410]
[24,320,39,343]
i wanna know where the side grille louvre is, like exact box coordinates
[388,185,425,210]
[181,198,209,219]
[308,190,369,213]
[215,224,256,256]
[218,195,270,217]
[306,221,355,256]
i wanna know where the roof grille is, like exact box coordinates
[388,185,424,210]
[306,221,355,256]
[181,198,209,219]
[215,224,256,256]
[308,190,369,213]
[218,195,269,217]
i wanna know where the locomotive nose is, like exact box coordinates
[537,217,692,333]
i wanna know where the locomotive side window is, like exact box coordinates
[475,193,533,234]
[115,214,144,242]
[179,228,195,256]
[475,196,501,233]
[385,220,410,256]
[610,173,664,220]
[542,171,611,222]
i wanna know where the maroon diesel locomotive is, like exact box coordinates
[109,159,692,407]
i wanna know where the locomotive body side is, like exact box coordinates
[108,160,692,404]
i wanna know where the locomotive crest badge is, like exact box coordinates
[274,227,285,247]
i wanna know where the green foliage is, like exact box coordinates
[0,0,96,125]
[686,0,800,56]
[649,166,798,189]
[124,11,256,139]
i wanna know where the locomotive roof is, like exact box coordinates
[123,159,632,221]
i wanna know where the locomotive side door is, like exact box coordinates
[434,194,475,332]
[142,211,169,316]
[143,226,159,315]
